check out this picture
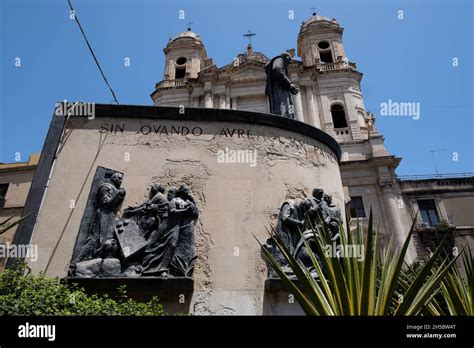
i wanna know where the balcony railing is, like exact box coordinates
[155,79,187,89]
[334,127,350,136]
[399,172,474,180]
[317,61,356,72]
[332,128,352,143]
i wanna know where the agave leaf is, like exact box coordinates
[441,272,467,315]
[425,296,445,316]
[340,221,359,315]
[258,209,470,316]
[403,253,462,316]
[359,209,374,315]
[307,222,349,314]
[256,235,318,315]
[378,216,417,315]
[268,228,326,310]
[369,223,379,315]
[298,257,335,315]
[298,227,337,314]
[439,247,472,315]
[395,231,455,315]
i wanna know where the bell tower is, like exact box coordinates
[152,27,208,106]
[297,13,374,143]
[297,14,347,68]
[162,27,207,81]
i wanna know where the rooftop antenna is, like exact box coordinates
[186,21,193,31]
[431,149,446,177]
[311,6,318,16]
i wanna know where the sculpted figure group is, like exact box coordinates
[265,187,342,278]
[69,167,339,282]
[70,172,198,278]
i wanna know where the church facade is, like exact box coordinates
[0,12,472,316]
[150,14,474,262]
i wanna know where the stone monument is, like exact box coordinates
[16,104,344,314]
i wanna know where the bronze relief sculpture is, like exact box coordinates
[69,167,198,278]
[264,187,342,279]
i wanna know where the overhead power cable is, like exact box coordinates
[67,0,119,104]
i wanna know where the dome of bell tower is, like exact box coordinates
[163,28,207,80]
[297,14,346,67]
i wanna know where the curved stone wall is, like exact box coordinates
[25,105,344,315]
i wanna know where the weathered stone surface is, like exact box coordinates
[26,106,344,314]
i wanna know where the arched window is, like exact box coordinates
[331,104,348,128]
[175,57,187,79]
[319,51,333,64]
[318,41,334,64]
[175,67,186,79]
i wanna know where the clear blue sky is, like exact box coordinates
[1,0,472,175]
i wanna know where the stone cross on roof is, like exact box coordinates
[243,30,256,46]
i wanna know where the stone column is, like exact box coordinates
[219,95,226,109]
[380,181,416,263]
[193,97,200,108]
[292,87,304,122]
[225,85,231,110]
[231,97,238,110]
[166,59,174,79]
[306,86,321,128]
[343,91,362,140]
[320,94,334,134]
[204,92,213,108]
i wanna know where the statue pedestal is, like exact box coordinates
[64,277,194,312]
[19,104,344,315]
[264,277,312,291]
[263,278,319,315]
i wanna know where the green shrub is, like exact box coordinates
[0,264,164,316]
